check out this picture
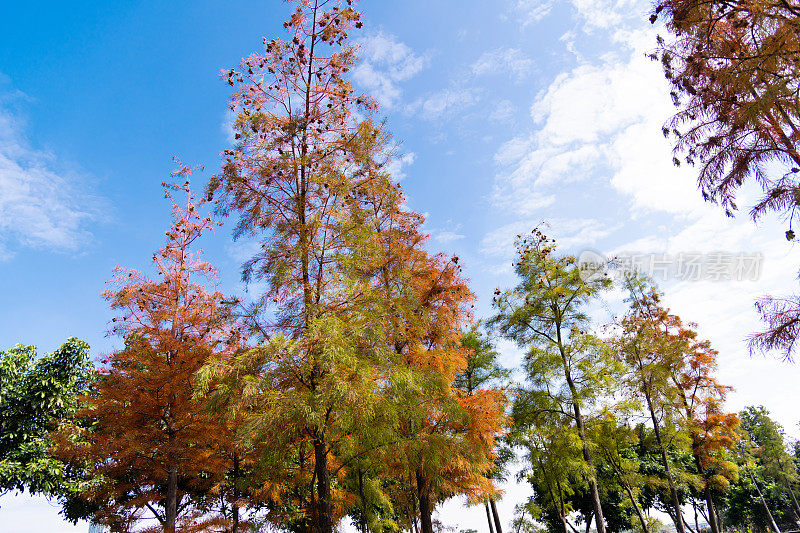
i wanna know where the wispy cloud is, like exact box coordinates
[0,80,100,258]
[406,88,480,122]
[489,99,516,123]
[512,0,556,26]
[354,32,430,109]
[472,48,535,80]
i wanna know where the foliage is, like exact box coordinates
[54,167,241,532]
[654,0,800,362]
[655,0,800,219]
[491,227,616,533]
[0,338,93,498]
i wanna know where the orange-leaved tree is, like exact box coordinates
[618,277,739,533]
[654,0,800,362]
[373,225,505,533]
[55,165,239,533]
[654,0,800,219]
[205,1,416,532]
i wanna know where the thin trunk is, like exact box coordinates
[410,473,419,533]
[485,502,496,533]
[166,464,178,533]
[490,498,503,533]
[417,469,434,533]
[358,469,368,533]
[644,388,686,533]
[232,454,240,533]
[554,480,570,533]
[691,441,719,533]
[555,324,606,533]
[314,435,333,533]
[786,484,800,524]
[749,468,782,533]
[584,511,592,533]
[620,478,649,533]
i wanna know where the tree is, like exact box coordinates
[654,0,800,362]
[55,167,238,532]
[615,278,699,533]
[0,338,93,501]
[377,255,503,533]
[655,0,800,219]
[615,277,739,533]
[207,1,409,530]
[456,326,512,533]
[741,406,800,523]
[671,323,739,533]
[725,407,800,533]
[491,227,616,533]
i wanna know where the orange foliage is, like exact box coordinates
[55,165,239,532]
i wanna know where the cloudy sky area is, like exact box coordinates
[1,0,799,530]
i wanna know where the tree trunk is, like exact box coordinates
[166,464,178,533]
[749,468,782,533]
[703,485,720,533]
[644,389,686,533]
[556,331,606,533]
[620,478,649,533]
[485,502,496,533]
[490,498,503,533]
[232,454,240,533]
[359,469,369,533]
[314,435,333,533]
[417,469,434,533]
[786,484,800,525]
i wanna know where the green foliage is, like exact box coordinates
[724,406,800,532]
[0,338,93,497]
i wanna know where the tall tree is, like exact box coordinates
[741,406,800,522]
[615,279,697,533]
[456,326,512,533]
[208,1,408,531]
[616,277,740,533]
[490,228,615,533]
[55,168,237,532]
[0,338,93,503]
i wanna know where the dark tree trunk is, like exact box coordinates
[704,485,719,533]
[645,389,686,533]
[417,469,434,533]
[314,435,333,533]
[620,478,649,533]
[557,331,606,533]
[232,454,240,533]
[485,501,496,533]
[490,498,503,533]
[166,464,178,533]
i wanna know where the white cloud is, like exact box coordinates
[472,48,535,80]
[0,87,99,257]
[354,32,429,109]
[481,218,613,260]
[406,88,480,122]
[491,34,704,217]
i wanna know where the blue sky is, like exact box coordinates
[2,0,800,531]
